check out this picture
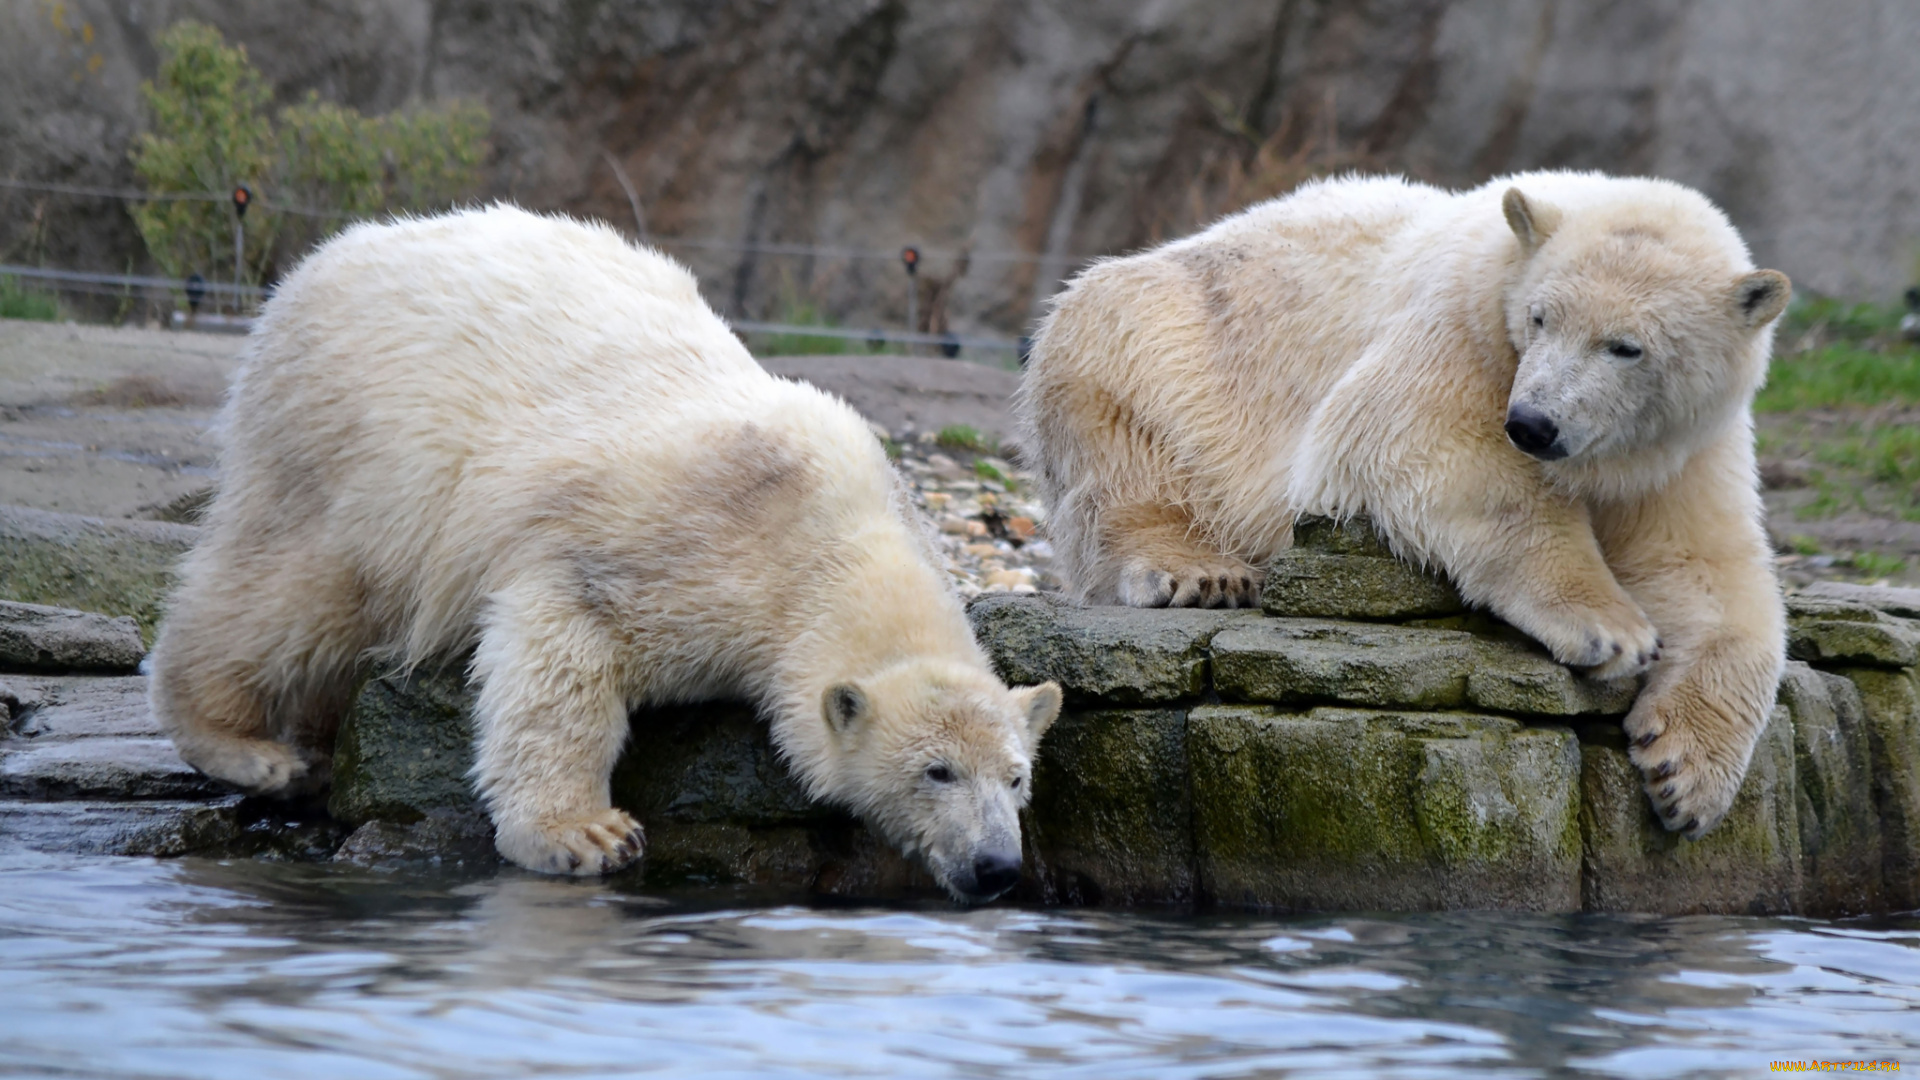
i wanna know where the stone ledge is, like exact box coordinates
[0,600,145,674]
[967,592,1256,703]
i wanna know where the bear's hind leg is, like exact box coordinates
[151,547,374,798]
[1105,503,1259,608]
[470,595,644,876]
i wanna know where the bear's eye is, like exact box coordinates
[1009,776,1023,790]
[1529,306,1545,329]
[925,764,955,784]
[1607,341,1644,360]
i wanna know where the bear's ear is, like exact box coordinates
[1733,269,1791,328]
[1013,682,1062,744]
[1503,188,1562,254]
[823,683,871,734]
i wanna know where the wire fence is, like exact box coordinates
[0,177,1103,265]
[0,263,1028,355]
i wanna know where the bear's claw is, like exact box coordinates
[1119,557,1260,609]
[497,809,647,877]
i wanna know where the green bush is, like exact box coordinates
[0,276,59,321]
[130,22,491,297]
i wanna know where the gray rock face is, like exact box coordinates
[0,600,145,673]
[5,0,1918,336]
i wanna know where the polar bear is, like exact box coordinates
[149,206,1061,900]
[1019,172,1790,839]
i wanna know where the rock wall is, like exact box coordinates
[320,518,1920,914]
[6,0,1918,332]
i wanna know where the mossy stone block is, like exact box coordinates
[1289,515,1398,557]
[612,702,823,826]
[1021,708,1192,905]
[1576,705,1802,914]
[1211,620,1475,708]
[968,593,1254,703]
[1778,662,1885,914]
[1465,638,1638,717]
[1787,602,1919,669]
[1839,666,1920,908]
[0,506,198,647]
[1261,551,1467,621]
[1190,704,1581,911]
[329,668,480,826]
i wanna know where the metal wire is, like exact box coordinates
[1,178,1103,263]
[0,264,1025,352]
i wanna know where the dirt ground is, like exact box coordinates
[2,317,1911,588]
[0,319,1024,521]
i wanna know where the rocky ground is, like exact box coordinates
[4,318,1915,595]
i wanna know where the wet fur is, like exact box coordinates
[151,206,1060,889]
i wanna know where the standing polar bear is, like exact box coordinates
[1019,172,1790,838]
[150,206,1061,900]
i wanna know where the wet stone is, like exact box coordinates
[0,736,222,801]
[0,797,245,857]
[1838,666,1920,908]
[968,593,1255,704]
[1576,705,1803,915]
[1189,705,1582,911]
[1019,708,1192,906]
[0,600,145,674]
[1778,662,1886,914]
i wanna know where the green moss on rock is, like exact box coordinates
[1020,708,1192,905]
[1838,666,1920,907]
[1189,704,1581,911]
[1576,706,1802,914]
[0,506,197,646]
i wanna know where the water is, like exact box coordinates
[0,852,1914,1079]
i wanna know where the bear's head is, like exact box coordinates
[1498,185,1790,478]
[818,660,1061,903]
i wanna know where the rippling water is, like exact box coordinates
[0,852,1914,1078]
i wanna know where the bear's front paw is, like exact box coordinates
[179,736,322,798]
[1118,555,1259,609]
[1623,695,1744,839]
[496,809,646,876]
[1541,607,1661,681]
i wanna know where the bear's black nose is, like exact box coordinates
[1505,405,1566,460]
[970,852,1022,897]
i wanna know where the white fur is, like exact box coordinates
[1019,171,1789,837]
[150,205,1059,896]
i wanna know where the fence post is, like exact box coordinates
[901,245,919,355]
[231,185,251,315]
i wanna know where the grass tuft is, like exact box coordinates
[936,425,998,454]
[0,275,59,321]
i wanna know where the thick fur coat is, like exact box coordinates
[151,206,1059,898]
[1019,172,1790,837]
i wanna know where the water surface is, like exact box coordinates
[0,851,1914,1078]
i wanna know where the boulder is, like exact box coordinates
[0,600,145,673]
[1777,662,1886,914]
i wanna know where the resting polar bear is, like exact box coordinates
[1019,172,1789,838]
[150,206,1061,900]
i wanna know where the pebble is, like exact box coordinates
[889,434,1061,596]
